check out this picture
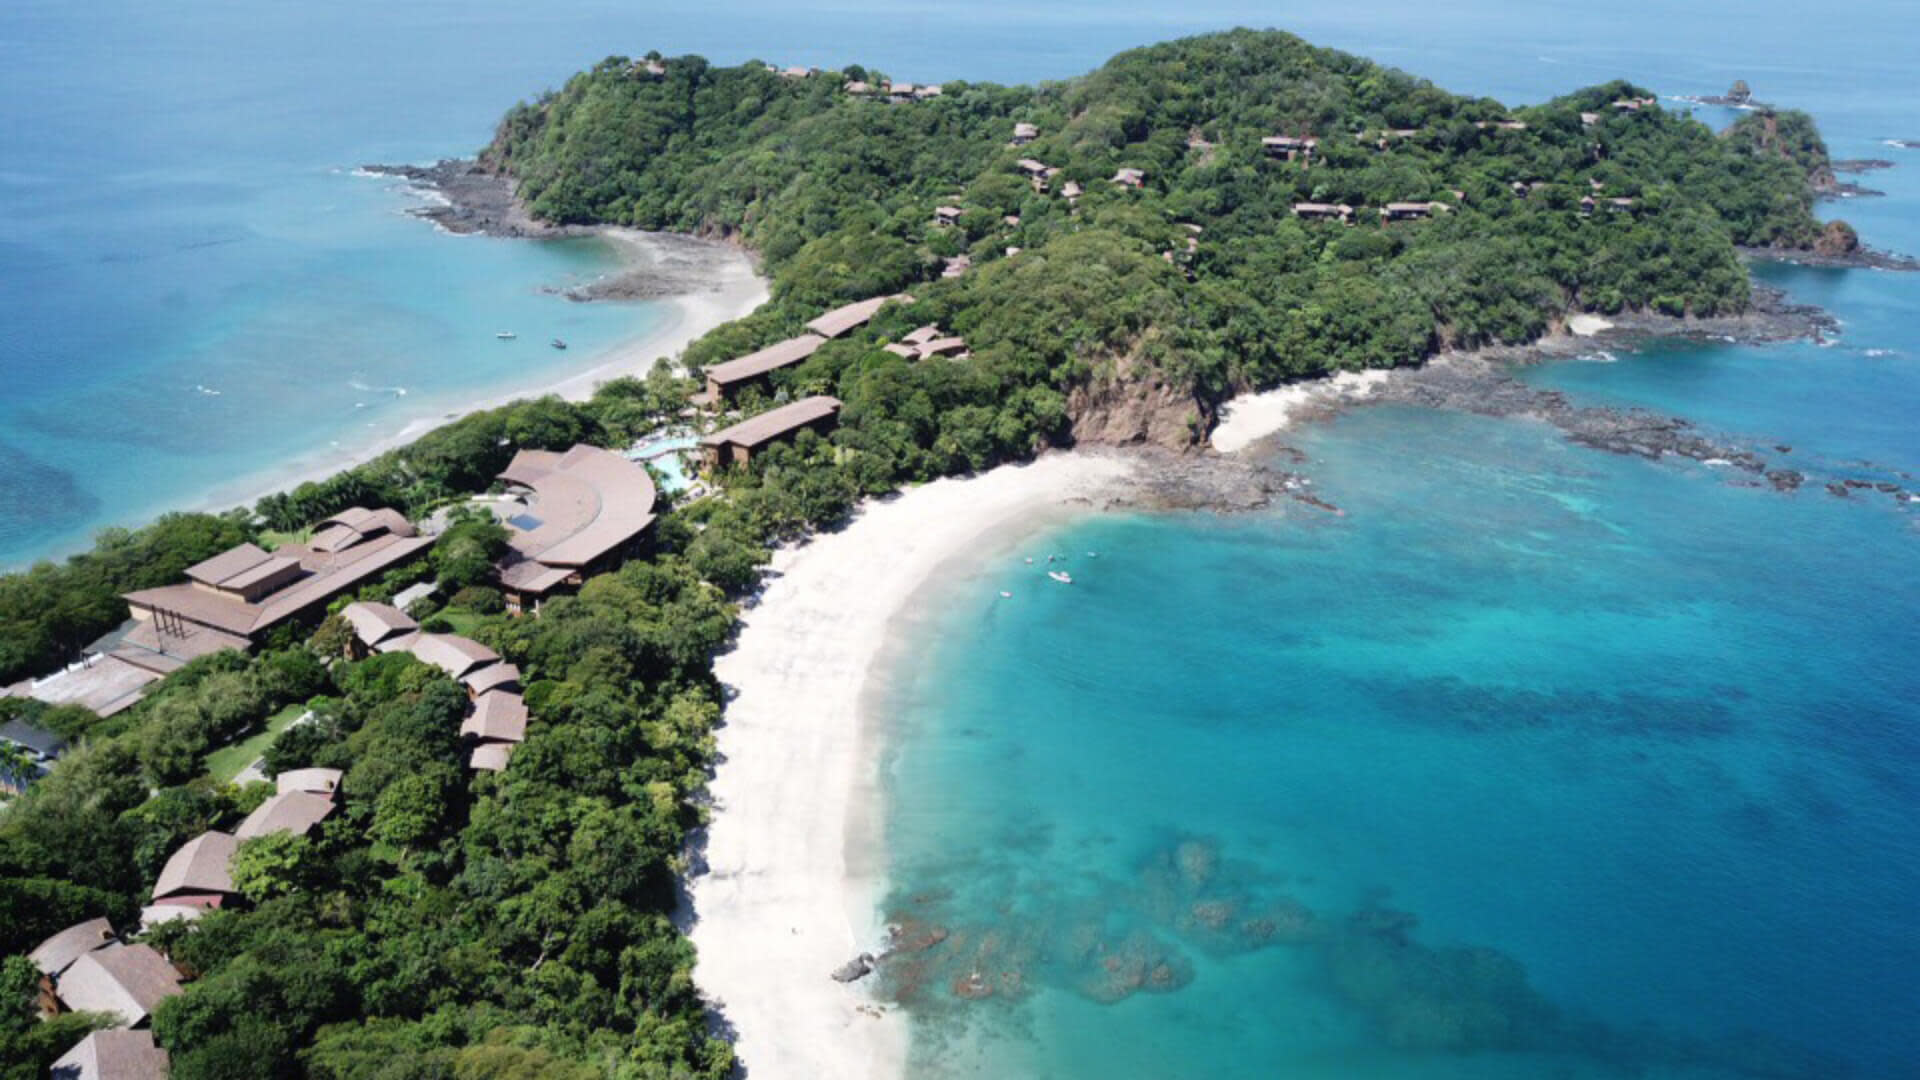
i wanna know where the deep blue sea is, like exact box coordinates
[6,1,1918,1076]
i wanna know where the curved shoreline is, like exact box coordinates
[192,229,767,521]
[693,452,1140,1080]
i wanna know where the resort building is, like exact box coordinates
[493,445,660,613]
[843,80,874,95]
[1262,135,1317,161]
[342,612,532,773]
[53,945,183,1028]
[152,831,238,907]
[1476,119,1529,132]
[31,917,116,1012]
[695,334,828,405]
[340,600,417,658]
[933,205,962,226]
[1110,167,1146,189]
[50,1029,170,1080]
[1292,202,1354,223]
[1061,180,1083,204]
[1380,201,1450,222]
[806,295,908,340]
[234,789,336,841]
[941,254,972,279]
[462,690,529,772]
[1011,122,1038,145]
[883,324,968,361]
[120,507,431,665]
[701,396,843,470]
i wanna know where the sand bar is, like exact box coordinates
[692,452,1138,1080]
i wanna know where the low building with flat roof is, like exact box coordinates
[696,334,827,405]
[702,396,843,470]
[50,1028,170,1080]
[1293,202,1354,222]
[493,445,660,614]
[54,945,183,1028]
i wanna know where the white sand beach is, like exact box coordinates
[1210,368,1393,453]
[692,452,1139,1080]
[199,230,766,516]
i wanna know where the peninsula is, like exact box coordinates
[0,28,1871,1080]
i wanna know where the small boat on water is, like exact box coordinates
[496,330,516,340]
[999,591,1013,598]
[1048,571,1073,584]
[550,338,568,350]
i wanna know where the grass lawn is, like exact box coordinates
[435,609,485,636]
[205,702,307,782]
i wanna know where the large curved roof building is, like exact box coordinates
[494,445,659,613]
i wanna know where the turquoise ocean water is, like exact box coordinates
[5,1,1919,1076]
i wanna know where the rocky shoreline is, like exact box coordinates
[364,160,751,302]
[1226,288,1918,513]
[1741,244,1920,272]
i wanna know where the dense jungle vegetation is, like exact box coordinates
[0,29,1840,1079]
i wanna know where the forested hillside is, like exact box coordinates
[488,29,1830,451]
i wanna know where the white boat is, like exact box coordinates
[999,590,1013,598]
[1048,571,1072,584]
[496,330,516,340]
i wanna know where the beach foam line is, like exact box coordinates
[694,452,1138,1080]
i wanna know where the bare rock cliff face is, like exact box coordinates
[1065,358,1211,451]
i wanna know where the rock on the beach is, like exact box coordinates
[831,953,877,983]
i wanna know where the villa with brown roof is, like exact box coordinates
[933,205,962,226]
[805,294,910,339]
[341,601,417,657]
[702,396,843,470]
[1110,168,1146,189]
[234,790,336,841]
[1011,122,1038,145]
[152,831,238,906]
[51,1029,171,1080]
[32,918,117,981]
[54,945,183,1028]
[696,334,827,405]
[398,633,500,679]
[493,445,659,613]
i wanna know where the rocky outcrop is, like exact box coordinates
[1813,220,1861,257]
[1065,355,1210,451]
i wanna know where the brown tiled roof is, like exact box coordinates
[184,544,273,587]
[126,526,433,638]
[50,1028,171,1080]
[341,601,418,647]
[703,334,827,387]
[30,918,115,977]
[55,945,183,1028]
[702,396,843,452]
[881,343,917,358]
[461,663,521,696]
[311,507,415,554]
[153,831,237,900]
[402,634,500,679]
[902,325,940,345]
[461,691,529,744]
[498,448,563,488]
[276,767,342,798]
[806,295,910,339]
[918,337,967,358]
[234,790,336,840]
